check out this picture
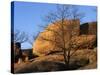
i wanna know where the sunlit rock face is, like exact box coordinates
[32,19,97,56]
[33,19,80,56]
[71,35,96,50]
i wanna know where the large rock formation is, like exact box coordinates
[33,19,80,56]
[80,22,97,35]
[33,20,97,56]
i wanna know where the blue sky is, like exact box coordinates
[13,1,97,49]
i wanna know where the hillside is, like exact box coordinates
[14,48,97,73]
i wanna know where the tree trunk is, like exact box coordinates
[63,49,67,65]
[67,53,70,69]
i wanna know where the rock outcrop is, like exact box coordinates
[33,20,97,56]
[71,35,96,49]
[33,19,80,56]
[80,22,97,35]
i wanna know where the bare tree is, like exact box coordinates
[11,30,28,64]
[14,30,28,43]
[28,32,40,46]
[39,5,85,68]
